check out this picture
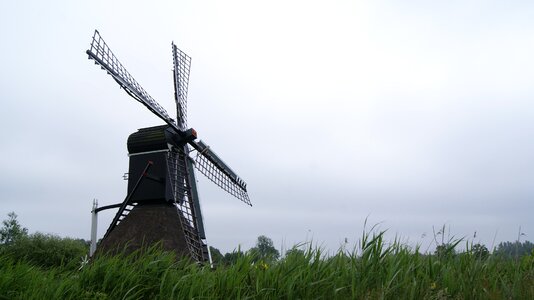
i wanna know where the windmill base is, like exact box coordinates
[96,203,193,259]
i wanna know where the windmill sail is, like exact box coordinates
[172,44,191,131]
[190,140,251,206]
[166,147,206,262]
[86,30,175,127]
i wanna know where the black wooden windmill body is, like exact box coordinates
[86,30,251,262]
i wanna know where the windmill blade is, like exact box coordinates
[86,30,176,127]
[172,43,191,131]
[166,147,207,262]
[189,140,251,206]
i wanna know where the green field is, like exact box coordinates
[1,229,532,299]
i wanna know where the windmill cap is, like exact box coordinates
[127,125,198,154]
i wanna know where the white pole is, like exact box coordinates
[206,240,214,267]
[90,199,98,257]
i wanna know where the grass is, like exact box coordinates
[0,230,532,299]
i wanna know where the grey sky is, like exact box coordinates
[1,0,533,253]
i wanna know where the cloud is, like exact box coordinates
[1,0,533,254]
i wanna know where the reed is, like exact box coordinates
[0,230,532,299]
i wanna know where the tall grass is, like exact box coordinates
[0,230,532,299]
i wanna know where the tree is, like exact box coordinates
[434,243,456,259]
[249,235,279,263]
[209,246,224,265]
[494,240,534,259]
[471,243,489,260]
[0,212,28,245]
[284,247,305,259]
[222,250,245,265]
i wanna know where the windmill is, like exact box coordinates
[86,30,251,263]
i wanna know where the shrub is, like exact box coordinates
[0,232,88,269]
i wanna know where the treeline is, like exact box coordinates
[1,211,533,267]
[494,240,534,259]
[209,235,282,265]
[1,212,533,299]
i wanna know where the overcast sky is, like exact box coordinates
[1,0,533,254]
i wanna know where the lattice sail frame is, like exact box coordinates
[166,147,205,262]
[87,30,175,126]
[193,141,251,205]
[172,44,191,131]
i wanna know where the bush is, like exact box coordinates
[0,232,88,269]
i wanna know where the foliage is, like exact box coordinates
[471,243,489,260]
[211,235,280,266]
[209,246,223,265]
[494,240,534,259]
[1,232,88,270]
[434,243,458,258]
[248,235,280,263]
[432,224,461,259]
[0,212,28,245]
[0,230,533,299]
[0,217,531,298]
[284,247,305,259]
[222,250,245,265]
